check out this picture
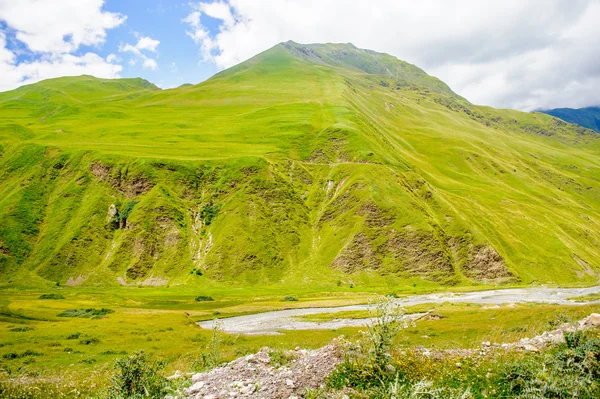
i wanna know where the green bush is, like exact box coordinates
[66,332,82,339]
[2,350,42,360]
[79,337,100,345]
[57,308,114,318]
[195,295,214,302]
[107,352,169,399]
[38,293,65,300]
[282,296,298,302]
[200,204,220,225]
[9,326,34,332]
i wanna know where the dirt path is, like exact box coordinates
[198,285,600,335]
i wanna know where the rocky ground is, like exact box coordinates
[172,344,342,399]
[172,313,600,399]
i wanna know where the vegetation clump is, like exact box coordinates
[66,332,82,339]
[328,297,408,390]
[200,204,220,226]
[195,296,214,302]
[107,352,169,399]
[282,296,298,302]
[79,337,100,345]
[2,350,42,360]
[9,326,34,332]
[57,308,114,318]
[326,312,600,398]
[38,293,65,300]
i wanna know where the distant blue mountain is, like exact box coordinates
[541,106,600,133]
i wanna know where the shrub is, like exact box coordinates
[2,350,42,360]
[39,293,65,300]
[282,296,298,302]
[200,204,220,225]
[57,308,114,318]
[268,349,296,368]
[195,321,223,370]
[9,326,34,332]
[119,201,138,226]
[66,332,82,340]
[107,352,169,399]
[79,337,100,345]
[101,350,128,355]
[195,296,214,302]
[328,297,408,390]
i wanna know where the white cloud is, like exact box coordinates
[106,53,119,63]
[0,0,125,54]
[142,58,158,70]
[0,36,122,91]
[0,0,124,92]
[119,36,160,70]
[183,0,600,110]
[136,36,160,52]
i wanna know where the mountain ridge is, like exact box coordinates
[541,106,600,133]
[0,42,599,289]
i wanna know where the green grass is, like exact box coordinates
[0,43,598,288]
[569,292,600,302]
[1,288,598,397]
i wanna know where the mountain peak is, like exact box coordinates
[272,41,456,96]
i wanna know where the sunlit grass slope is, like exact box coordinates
[0,41,599,288]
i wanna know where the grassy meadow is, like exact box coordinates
[1,286,599,397]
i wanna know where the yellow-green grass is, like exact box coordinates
[568,293,600,302]
[2,288,599,396]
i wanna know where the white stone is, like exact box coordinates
[185,381,205,394]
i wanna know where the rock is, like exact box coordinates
[184,380,205,394]
[240,384,256,395]
[522,344,539,352]
[549,333,564,345]
[167,370,184,380]
[255,351,270,364]
[580,313,600,328]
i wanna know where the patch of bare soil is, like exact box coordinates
[90,162,111,180]
[384,230,454,281]
[357,201,395,227]
[463,245,514,281]
[330,232,381,273]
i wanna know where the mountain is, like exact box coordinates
[1,42,599,289]
[541,106,600,133]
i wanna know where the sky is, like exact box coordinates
[0,0,599,111]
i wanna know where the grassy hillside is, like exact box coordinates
[1,42,600,289]
[541,106,600,132]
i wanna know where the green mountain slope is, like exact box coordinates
[1,42,600,289]
[541,106,600,133]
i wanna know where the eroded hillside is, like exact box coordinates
[1,42,599,288]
